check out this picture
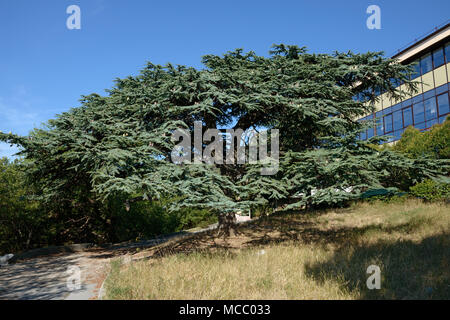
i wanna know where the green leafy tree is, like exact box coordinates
[0,158,48,254]
[1,45,447,239]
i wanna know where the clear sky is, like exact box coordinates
[0,0,449,157]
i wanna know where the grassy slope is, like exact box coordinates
[105,199,450,299]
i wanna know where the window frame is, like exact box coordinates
[424,96,438,122]
[413,101,425,126]
[411,60,421,79]
[432,46,445,69]
[436,91,450,118]
[420,52,433,74]
[383,113,393,134]
[393,109,403,131]
[402,105,413,128]
[445,42,450,64]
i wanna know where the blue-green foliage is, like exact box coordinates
[0,45,447,248]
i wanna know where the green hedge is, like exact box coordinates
[409,179,450,202]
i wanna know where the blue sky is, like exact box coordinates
[0,0,449,157]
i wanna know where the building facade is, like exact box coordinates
[357,23,450,142]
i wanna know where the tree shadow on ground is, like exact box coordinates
[90,209,449,299]
[142,212,428,260]
[240,217,428,247]
[95,210,449,299]
[303,232,450,299]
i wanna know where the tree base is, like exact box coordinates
[217,212,238,238]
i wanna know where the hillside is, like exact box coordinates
[104,199,450,299]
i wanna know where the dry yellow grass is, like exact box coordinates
[104,199,450,300]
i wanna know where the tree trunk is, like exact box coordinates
[217,212,238,237]
[26,230,33,249]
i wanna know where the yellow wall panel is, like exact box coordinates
[448,63,450,83]
[411,77,423,95]
[393,84,407,104]
[374,98,383,112]
[381,92,391,109]
[421,71,434,92]
[434,64,448,87]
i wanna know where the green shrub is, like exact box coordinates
[393,117,450,160]
[409,179,450,202]
[0,157,218,253]
[108,199,217,242]
[0,158,50,255]
[177,207,217,230]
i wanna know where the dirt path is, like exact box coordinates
[0,224,222,300]
[0,250,110,300]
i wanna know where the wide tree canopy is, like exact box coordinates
[1,45,448,239]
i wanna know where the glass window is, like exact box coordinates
[437,93,449,116]
[384,114,393,133]
[393,130,402,141]
[393,110,403,131]
[375,117,383,135]
[415,122,426,130]
[398,70,408,84]
[411,60,421,79]
[433,47,445,68]
[445,42,450,64]
[392,103,402,112]
[362,89,371,102]
[413,102,425,124]
[412,94,423,104]
[403,107,413,127]
[401,98,412,108]
[424,97,437,120]
[423,89,435,100]
[367,127,374,139]
[421,53,433,74]
[374,87,381,96]
[360,130,367,140]
[436,83,448,95]
[426,118,438,129]
[389,78,400,88]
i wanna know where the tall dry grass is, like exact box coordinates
[104,199,450,299]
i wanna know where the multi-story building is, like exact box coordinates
[357,22,450,142]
